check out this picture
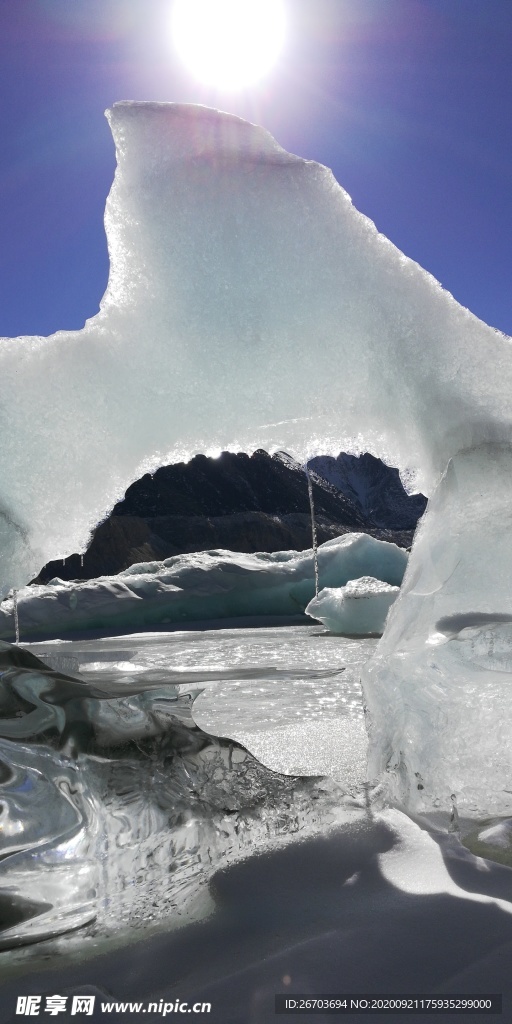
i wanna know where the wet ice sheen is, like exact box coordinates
[364,445,512,818]
[192,629,373,784]
[0,626,374,950]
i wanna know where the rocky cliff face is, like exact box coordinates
[110,450,365,521]
[308,452,427,530]
[33,450,423,584]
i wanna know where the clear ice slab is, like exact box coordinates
[363,444,512,818]
[0,630,366,949]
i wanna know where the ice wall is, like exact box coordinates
[1,102,511,594]
[363,443,512,818]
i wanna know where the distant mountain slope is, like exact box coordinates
[308,452,427,530]
[112,449,366,524]
[33,451,422,584]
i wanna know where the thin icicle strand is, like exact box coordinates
[13,588,19,644]
[305,465,319,598]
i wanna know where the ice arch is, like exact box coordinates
[1,102,511,593]
[1,103,511,815]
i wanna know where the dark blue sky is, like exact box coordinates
[1,0,511,338]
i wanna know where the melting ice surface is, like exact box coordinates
[0,100,512,839]
[365,444,512,818]
[0,626,375,950]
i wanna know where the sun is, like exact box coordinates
[171,0,286,91]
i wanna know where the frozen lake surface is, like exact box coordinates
[27,624,376,785]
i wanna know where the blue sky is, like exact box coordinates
[1,0,511,338]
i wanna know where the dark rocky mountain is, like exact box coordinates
[33,450,424,584]
[308,452,427,530]
[112,450,364,522]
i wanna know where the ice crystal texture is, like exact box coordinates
[1,102,511,592]
[363,444,512,816]
[0,103,511,818]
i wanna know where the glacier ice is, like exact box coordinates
[363,444,512,818]
[0,534,407,641]
[1,101,511,594]
[306,577,399,635]
[1,101,512,818]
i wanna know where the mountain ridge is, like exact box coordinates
[32,450,425,584]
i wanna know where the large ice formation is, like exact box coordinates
[1,101,511,594]
[363,443,512,818]
[0,534,406,641]
[1,102,512,815]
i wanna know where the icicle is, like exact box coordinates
[80,554,84,568]
[448,792,460,833]
[63,558,66,566]
[13,588,19,644]
[304,464,319,598]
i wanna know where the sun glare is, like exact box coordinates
[171,0,286,91]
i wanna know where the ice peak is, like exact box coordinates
[106,101,297,167]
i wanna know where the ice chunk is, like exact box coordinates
[0,736,100,945]
[0,688,349,945]
[0,534,407,641]
[1,102,511,593]
[363,443,512,819]
[306,577,399,635]
[477,821,512,850]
